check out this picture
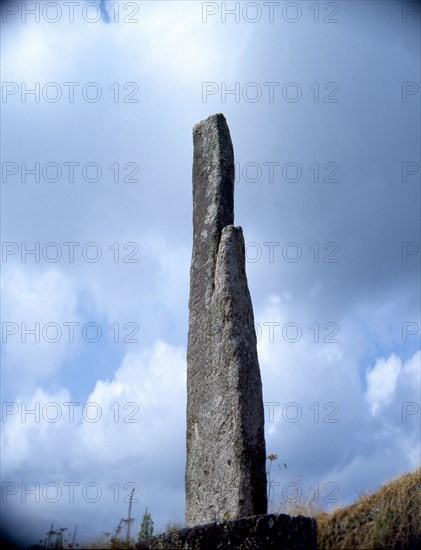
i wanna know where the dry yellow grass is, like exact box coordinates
[313,467,421,549]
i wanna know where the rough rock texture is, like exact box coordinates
[185,113,267,527]
[137,514,317,550]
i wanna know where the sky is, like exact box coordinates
[0,0,420,546]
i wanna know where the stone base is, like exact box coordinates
[136,514,317,550]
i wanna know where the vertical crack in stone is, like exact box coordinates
[186,114,267,527]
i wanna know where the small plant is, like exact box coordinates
[35,524,79,549]
[266,453,287,509]
[110,488,137,549]
[164,521,182,534]
[138,507,154,543]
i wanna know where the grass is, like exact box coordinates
[301,467,421,550]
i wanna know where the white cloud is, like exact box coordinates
[116,1,253,82]
[257,295,420,510]
[0,0,253,85]
[365,352,420,415]
[79,339,186,461]
[1,267,82,388]
[0,386,72,472]
[2,339,186,472]
[1,339,187,543]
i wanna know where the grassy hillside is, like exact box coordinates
[314,467,421,549]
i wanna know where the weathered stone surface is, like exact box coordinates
[137,514,317,550]
[186,114,267,527]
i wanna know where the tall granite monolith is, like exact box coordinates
[186,113,267,527]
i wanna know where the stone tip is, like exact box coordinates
[221,225,243,238]
[193,113,227,134]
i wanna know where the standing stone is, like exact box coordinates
[186,114,267,527]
